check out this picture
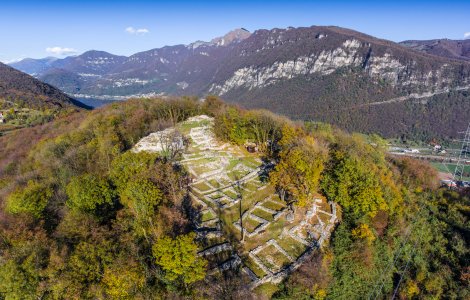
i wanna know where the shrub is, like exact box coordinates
[6,180,52,218]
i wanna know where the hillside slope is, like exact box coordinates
[0,62,89,109]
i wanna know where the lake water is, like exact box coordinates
[75,98,117,109]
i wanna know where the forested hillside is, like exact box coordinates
[0,62,89,136]
[0,98,468,299]
[0,62,88,110]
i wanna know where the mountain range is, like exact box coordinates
[10,26,470,139]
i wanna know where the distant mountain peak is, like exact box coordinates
[187,28,251,49]
[210,28,251,46]
[79,50,125,58]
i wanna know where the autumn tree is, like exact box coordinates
[66,174,115,213]
[152,233,207,287]
[245,110,283,152]
[0,257,42,300]
[321,148,387,218]
[270,125,327,208]
[102,260,145,299]
[120,177,163,238]
[6,180,53,218]
[110,151,158,190]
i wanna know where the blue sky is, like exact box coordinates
[1,0,469,62]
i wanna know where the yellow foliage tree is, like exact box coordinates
[152,233,207,286]
[351,223,376,245]
[270,132,326,208]
[102,262,145,299]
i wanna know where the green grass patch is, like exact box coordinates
[218,178,233,187]
[223,189,239,200]
[244,181,263,192]
[244,257,267,279]
[257,245,291,271]
[191,165,212,176]
[209,192,224,200]
[201,210,216,222]
[193,181,212,192]
[241,160,259,170]
[252,208,275,222]
[239,185,275,215]
[243,218,289,251]
[183,153,204,160]
[309,215,320,226]
[430,162,470,179]
[243,156,261,167]
[318,211,332,224]
[216,197,232,207]
[276,235,308,258]
[253,283,280,299]
[178,119,211,133]
[227,158,241,171]
[295,227,311,240]
[242,217,263,233]
[208,179,221,188]
[227,170,248,181]
[317,200,332,214]
[262,200,285,212]
[189,156,217,164]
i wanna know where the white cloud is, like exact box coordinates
[0,54,27,64]
[125,26,150,35]
[2,58,23,64]
[464,32,470,39]
[45,47,78,56]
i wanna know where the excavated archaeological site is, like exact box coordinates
[134,115,338,288]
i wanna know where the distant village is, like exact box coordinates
[389,144,447,155]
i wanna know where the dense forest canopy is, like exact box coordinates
[0,97,468,299]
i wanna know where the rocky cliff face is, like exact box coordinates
[210,39,365,94]
[209,30,470,97]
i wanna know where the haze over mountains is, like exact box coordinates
[10,26,470,139]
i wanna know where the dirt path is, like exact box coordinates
[348,85,470,109]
